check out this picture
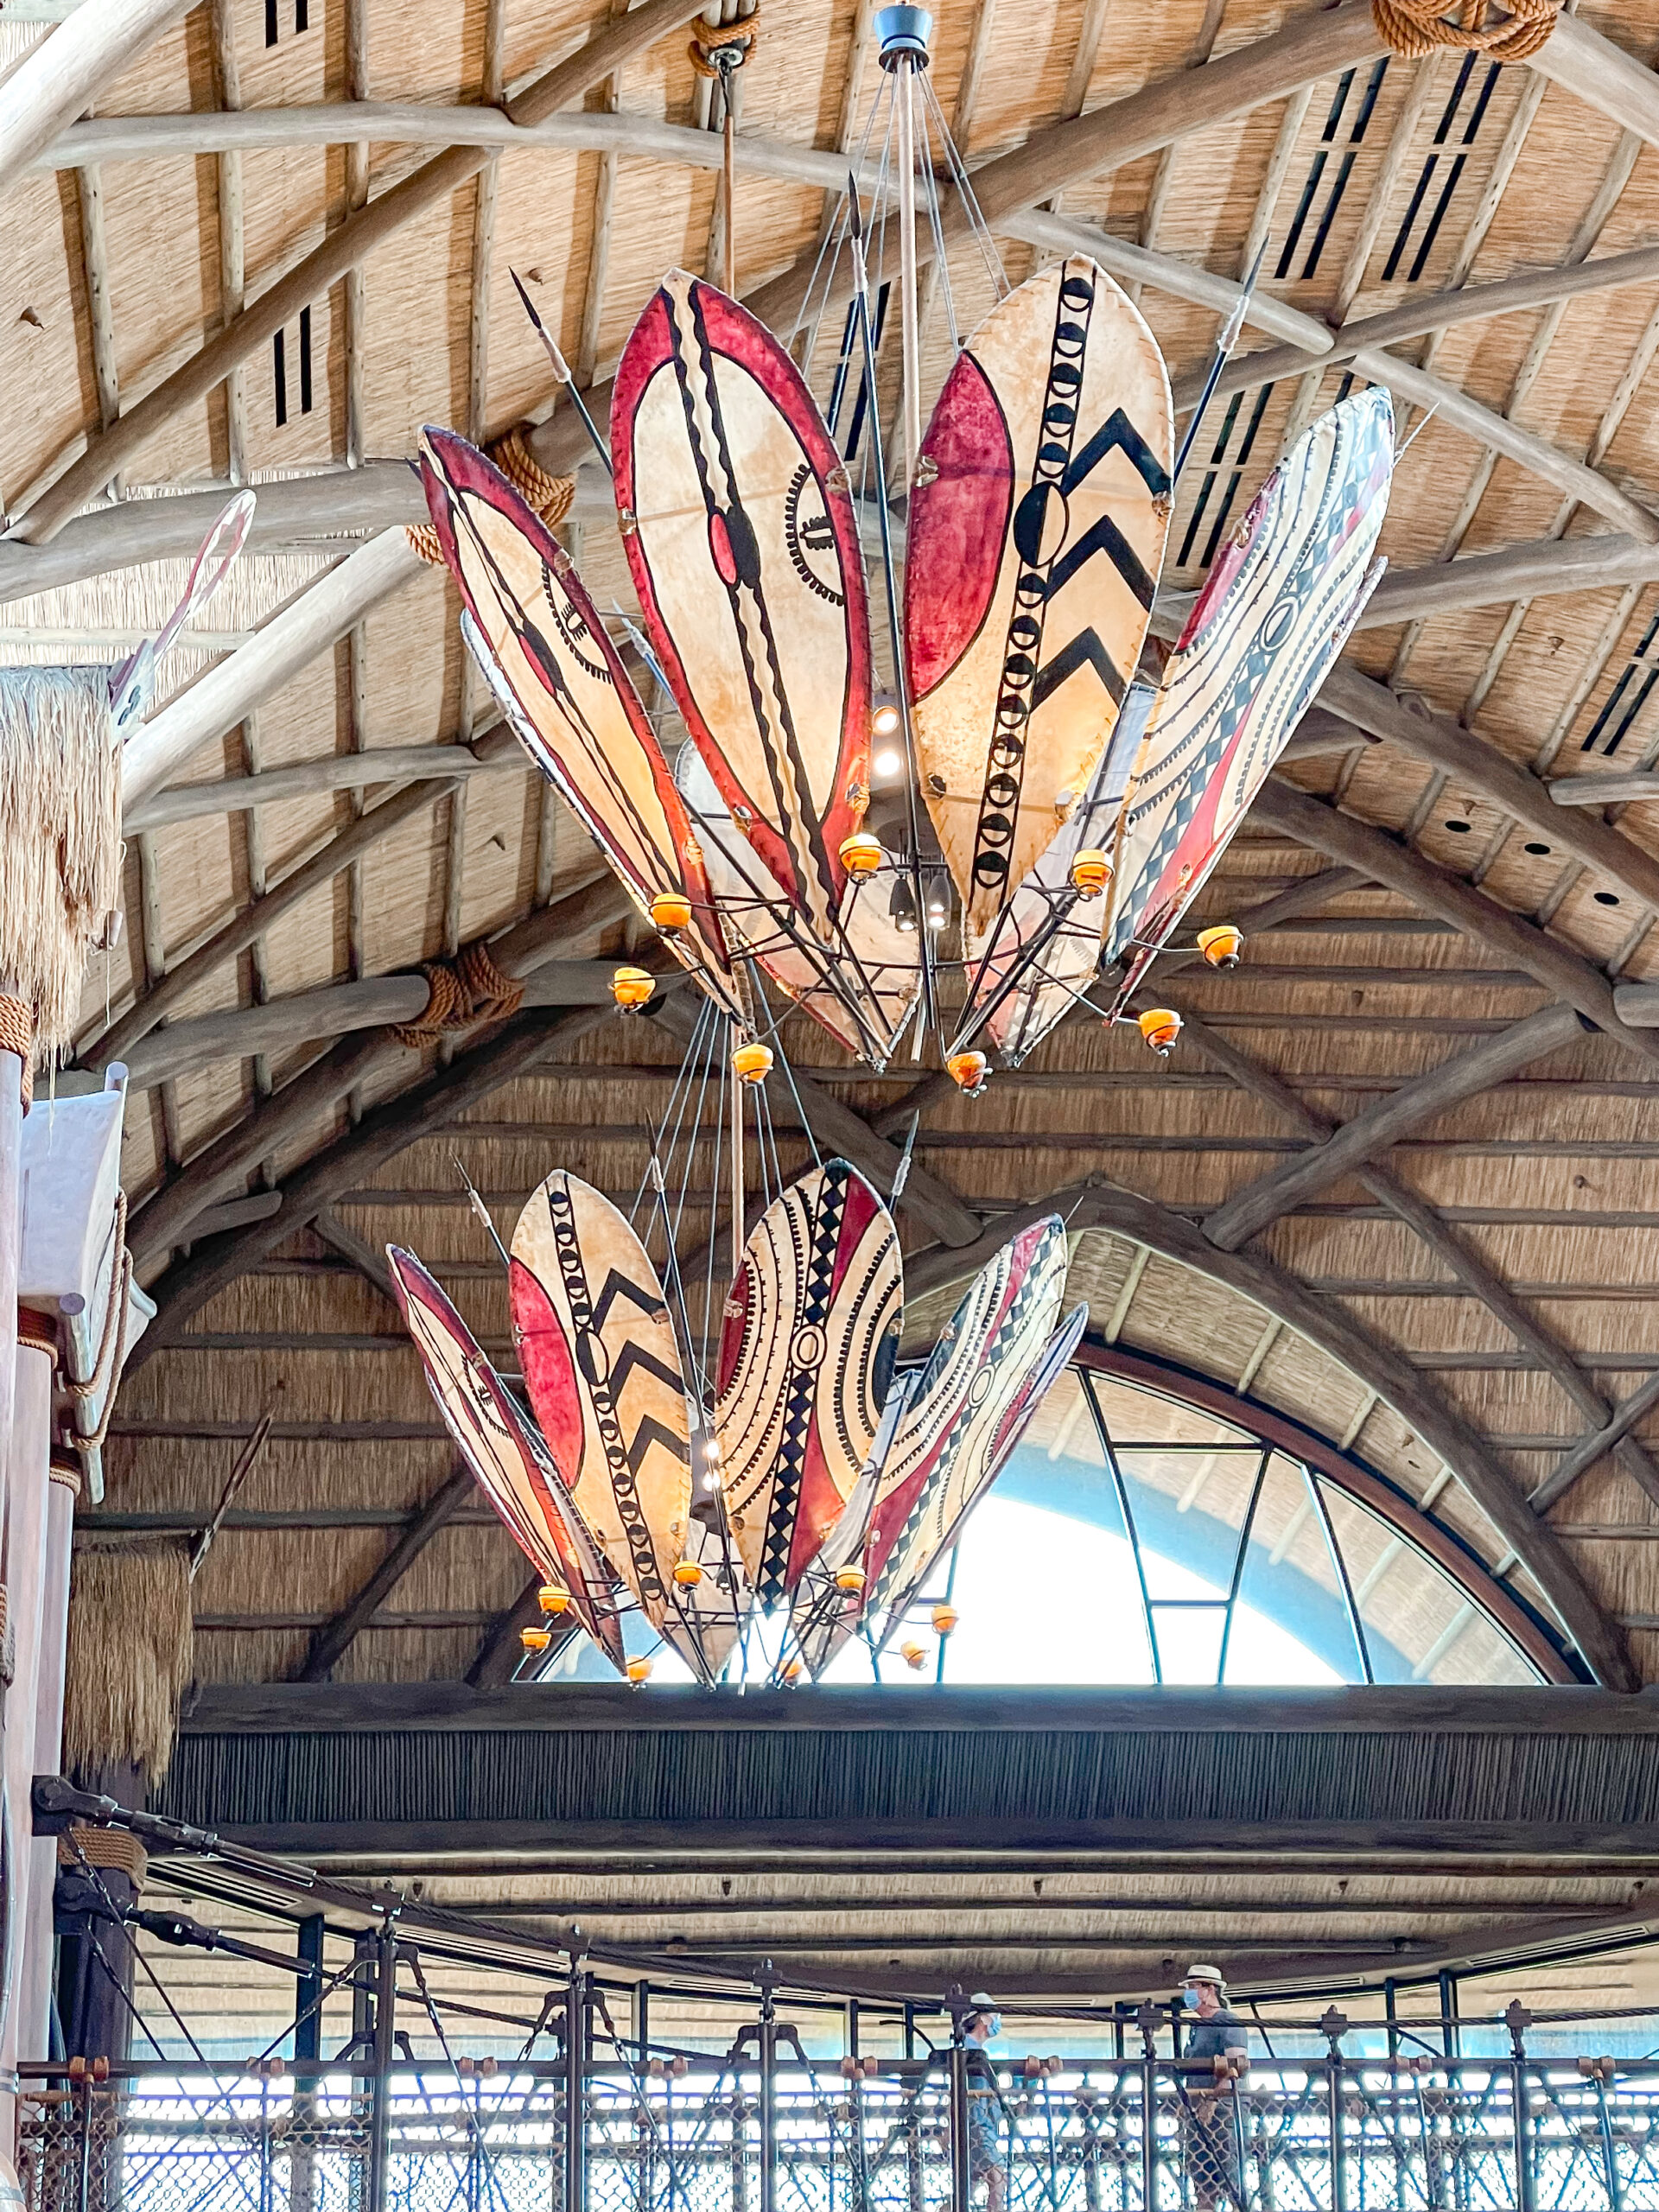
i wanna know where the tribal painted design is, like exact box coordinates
[907,257,1173,939]
[874,1299,1089,1640]
[864,1215,1070,1618]
[715,1160,901,1606]
[510,1171,692,1631]
[386,1245,626,1671]
[614,271,873,944]
[417,428,747,1025]
[1105,387,1394,995]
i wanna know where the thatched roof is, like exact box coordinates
[12,0,1659,1712]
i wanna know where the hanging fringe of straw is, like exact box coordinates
[1371,0,1558,61]
[0,668,120,1065]
[62,1541,194,1786]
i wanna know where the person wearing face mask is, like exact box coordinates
[1178,1967,1245,2210]
[960,1996,1007,2212]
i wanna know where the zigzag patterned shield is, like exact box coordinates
[872,1300,1089,1643]
[510,1171,693,1636]
[1105,386,1394,991]
[613,270,873,944]
[953,683,1156,1065]
[863,1216,1071,1618]
[715,1160,902,1608]
[906,257,1173,940]
[417,427,747,1025]
[386,1245,626,1672]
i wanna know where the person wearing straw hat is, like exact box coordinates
[961,1994,1007,2211]
[1179,1966,1246,2210]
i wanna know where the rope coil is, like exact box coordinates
[1371,0,1559,60]
[689,3,759,78]
[392,937,526,1047]
[407,438,575,566]
[0,993,35,1112]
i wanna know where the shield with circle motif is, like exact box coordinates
[386,1244,626,1672]
[613,270,874,946]
[906,257,1173,942]
[862,1214,1071,1616]
[510,1172,693,1637]
[1104,386,1394,994]
[715,1160,902,1607]
[418,426,747,1026]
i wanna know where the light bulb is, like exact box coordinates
[873,702,901,738]
[926,899,947,931]
[889,878,918,935]
[873,747,903,782]
[701,1471,720,1492]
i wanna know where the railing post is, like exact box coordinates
[1136,2005,1160,2212]
[1322,2010,1350,2212]
[565,1962,587,2212]
[757,1962,779,2212]
[365,1923,397,2212]
[945,1987,970,2212]
[1507,2006,1535,2212]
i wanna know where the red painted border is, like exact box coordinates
[1072,1338,1578,1686]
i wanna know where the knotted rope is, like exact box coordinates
[688,3,759,77]
[1371,0,1558,61]
[0,993,35,1112]
[407,435,576,564]
[392,936,525,1047]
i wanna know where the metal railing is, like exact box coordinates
[22,2040,1659,2212]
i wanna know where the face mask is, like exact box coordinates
[1181,1989,1201,2011]
[982,2016,1001,2041]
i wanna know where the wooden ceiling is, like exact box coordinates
[13,0,1659,1701]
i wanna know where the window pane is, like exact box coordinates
[1110,1446,1262,1601]
[1152,1602,1228,1683]
[1316,1480,1535,1684]
[942,1366,1157,1684]
[1226,1456,1363,1682]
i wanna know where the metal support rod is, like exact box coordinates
[565,1964,588,2212]
[1327,2056,1349,2212]
[758,1970,778,2212]
[365,1926,397,2212]
[895,57,922,493]
[293,1916,324,2062]
[1514,2063,1536,2212]
[731,1036,745,1282]
[948,2038,969,2212]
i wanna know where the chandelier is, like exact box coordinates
[388,5,1395,1686]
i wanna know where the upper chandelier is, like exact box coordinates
[390,5,1397,1688]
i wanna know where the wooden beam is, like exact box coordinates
[1554,772,1659,809]
[134,991,644,1351]
[86,778,465,1069]
[467,1578,554,1688]
[1174,1007,1659,1513]
[119,960,636,1089]
[296,1465,474,1680]
[119,533,425,814]
[1314,663,1659,919]
[1532,12,1659,153]
[0,0,197,207]
[125,873,632,1263]
[906,1180,1637,1690]
[1201,1003,1587,1252]
[123,737,524,831]
[1253,780,1659,1070]
[1531,1370,1659,1514]
[14,0,717,543]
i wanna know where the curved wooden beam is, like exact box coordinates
[1315,662,1659,916]
[1170,1003,1659,1514]
[0,0,194,204]
[906,1177,1636,1690]
[1201,1002,1586,1252]
[1253,779,1659,1071]
[122,531,423,812]
[13,0,715,541]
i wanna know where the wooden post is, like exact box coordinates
[16,1457,79,2074]
[0,1343,54,2155]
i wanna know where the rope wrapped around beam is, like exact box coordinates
[391,938,525,1046]
[1371,0,1558,61]
[407,435,575,564]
